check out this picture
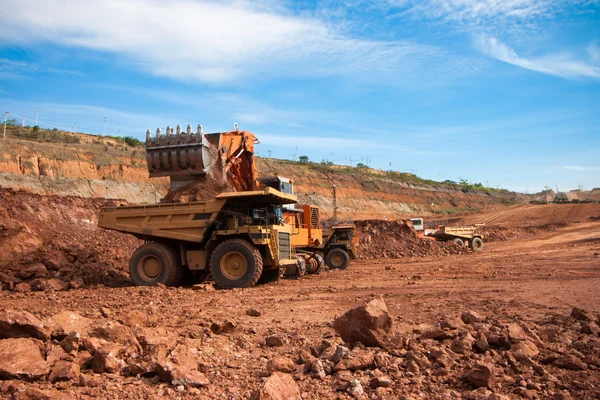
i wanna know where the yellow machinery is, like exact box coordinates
[98,188,303,288]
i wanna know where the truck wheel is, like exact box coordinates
[129,242,180,286]
[452,238,465,247]
[306,254,324,274]
[326,248,350,270]
[209,239,263,289]
[470,237,484,252]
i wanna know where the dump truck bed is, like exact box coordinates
[429,225,483,240]
[98,187,297,243]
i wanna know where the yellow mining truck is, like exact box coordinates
[98,188,303,288]
[410,218,485,251]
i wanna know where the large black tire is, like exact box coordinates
[325,248,350,270]
[452,238,465,247]
[209,239,263,289]
[470,237,484,252]
[306,253,324,274]
[129,242,180,286]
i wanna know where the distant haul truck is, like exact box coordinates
[98,188,305,288]
[409,218,485,251]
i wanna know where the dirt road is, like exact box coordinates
[1,204,599,398]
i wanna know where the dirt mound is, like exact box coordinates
[160,175,233,203]
[0,189,139,291]
[356,220,469,258]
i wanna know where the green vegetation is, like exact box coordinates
[9,126,81,144]
[299,155,309,163]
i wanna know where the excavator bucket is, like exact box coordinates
[145,124,260,192]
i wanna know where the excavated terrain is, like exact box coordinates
[0,189,599,399]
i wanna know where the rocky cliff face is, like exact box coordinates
[0,130,525,218]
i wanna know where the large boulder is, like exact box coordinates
[0,338,50,381]
[333,297,392,347]
[0,309,51,340]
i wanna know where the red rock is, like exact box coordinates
[45,311,93,339]
[464,363,495,389]
[14,282,31,293]
[91,344,125,373]
[333,297,392,347]
[60,331,80,355]
[511,340,539,360]
[265,335,284,347]
[461,311,482,324]
[49,360,80,382]
[0,309,51,341]
[210,320,236,334]
[46,278,69,291]
[570,307,591,322]
[155,345,209,388]
[0,338,50,381]
[581,322,599,336]
[333,349,374,371]
[120,310,148,327]
[255,372,300,400]
[90,321,140,349]
[370,375,392,388]
[15,263,47,280]
[555,354,586,370]
[136,326,177,351]
[45,343,68,365]
[507,323,528,342]
[267,356,296,374]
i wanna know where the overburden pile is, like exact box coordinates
[355,220,469,259]
[0,189,139,292]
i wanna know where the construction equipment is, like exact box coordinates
[98,188,304,288]
[144,123,357,271]
[409,218,485,251]
[145,124,259,191]
[260,176,357,271]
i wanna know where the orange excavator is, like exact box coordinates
[144,124,357,274]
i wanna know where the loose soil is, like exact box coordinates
[0,191,599,399]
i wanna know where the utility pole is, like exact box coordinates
[3,111,8,139]
[332,184,337,222]
[389,161,392,172]
[103,117,107,135]
[544,185,550,204]
[22,116,25,127]
[35,107,39,126]
[74,122,76,132]
[268,150,272,158]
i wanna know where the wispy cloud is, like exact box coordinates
[562,166,600,171]
[475,35,600,79]
[0,0,458,84]
[388,0,595,30]
[0,58,82,78]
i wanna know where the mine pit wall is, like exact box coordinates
[257,159,526,220]
[0,148,523,218]
[0,153,167,204]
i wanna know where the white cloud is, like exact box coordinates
[562,166,600,171]
[475,35,600,79]
[388,0,597,28]
[0,0,451,84]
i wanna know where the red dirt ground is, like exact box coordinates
[1,194,599,399]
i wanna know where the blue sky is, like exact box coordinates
[0,0,599,192]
